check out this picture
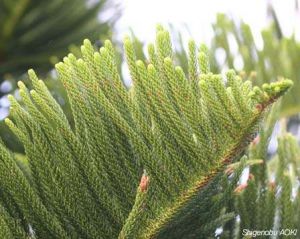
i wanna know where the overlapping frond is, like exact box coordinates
[0,0,119,78]
[229,123,300,239]
[0,27,292,238]
[211,13,300,117]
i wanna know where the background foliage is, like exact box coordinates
[0,0,119,79]
[0,1,299,238]
[0,0,120,151]
[0,26,293,238]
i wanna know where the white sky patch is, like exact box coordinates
[240,166,250,185]
[115,0,299,44]
[268,122,280,154]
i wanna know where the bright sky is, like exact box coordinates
[111,0,300,86]
[116,0,300,44]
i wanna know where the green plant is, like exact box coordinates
[0,0,119,79]
[0,26,293,238]
[159,19,300,238]
[221,103,300,238]
[156,14,300,118]
[0,0,120,152]
[211,13,300,117]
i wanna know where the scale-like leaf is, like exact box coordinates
[0,27,292,238]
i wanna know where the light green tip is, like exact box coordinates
[19,89,25,94]
[17,81,25,89]
[83,39,91,45]
[156,31,165,40]
[123,35,131,43]
[148,44,155,51]
[77,59,84,65]
[275,86,280,93]
[80,45,86,52]
[7,94,14,101]
[94,52,101,60]
[67,53,75,59]
[199,43,208,53]
[156,24,164,32]
[188,39,196,48]
[62,57,69,63]
[226,69,236,76]
[198,80,206,87]
[262,83,269,90]
[55,62,62,67]
[55,62,64,70]
[163,57,172,65]
[100,47,106,54]
[4,118,11,125]
[147,64,156,72]
[30,90,37,96]
[175,66,183,73]
[104,39,112,46]
[28,69,35,75]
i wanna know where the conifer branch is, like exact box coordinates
[0,26,293,238]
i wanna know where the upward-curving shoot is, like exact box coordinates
[0,26,293,239]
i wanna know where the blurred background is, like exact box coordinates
[0,0,300,152]
[118,0,300,43]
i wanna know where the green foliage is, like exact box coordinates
[117,19,300,238]
[223,107,300,238]
[0,0,120,152]
[158,14,300,117]
[0,0,119,79]
[211,13,300,117]
[0,26,292,238]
